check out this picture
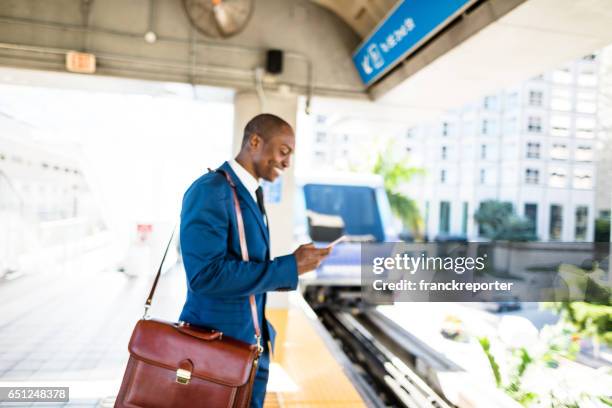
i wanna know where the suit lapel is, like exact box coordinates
[220,162,270,247]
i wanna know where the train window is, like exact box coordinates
[303,184,385,242]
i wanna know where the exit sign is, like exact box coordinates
[66,51,96,74]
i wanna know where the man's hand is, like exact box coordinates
[293,243,331,275]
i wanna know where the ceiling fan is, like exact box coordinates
[182,0,254,39]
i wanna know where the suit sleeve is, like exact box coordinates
[180,178,298,297]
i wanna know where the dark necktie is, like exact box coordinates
[256,187,270,260]
[255,186,267,220]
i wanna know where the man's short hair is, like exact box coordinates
[242,113,292,147]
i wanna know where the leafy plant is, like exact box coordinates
[372,152,424,238]
[478,337,501,387]
[479,337,538,405]
[474,200,537,241]
[594,216,610,243]
[543,261,612,356]
[599,396,612,406]
[546,301,612,353]
[479,314,611,407]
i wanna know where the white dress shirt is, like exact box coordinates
[228,159,260,206]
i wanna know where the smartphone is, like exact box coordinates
[327,235,347,249]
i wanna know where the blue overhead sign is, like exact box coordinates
[352,0,473,86]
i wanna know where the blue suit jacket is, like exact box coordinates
[179,161,298,352]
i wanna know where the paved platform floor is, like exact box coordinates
[0,247,185,407]
[0,247,366,407]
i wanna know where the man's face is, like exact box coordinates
[251,126,295,182]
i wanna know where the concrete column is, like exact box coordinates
[233,91,299,307]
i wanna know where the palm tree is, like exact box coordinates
[372,153,424,239]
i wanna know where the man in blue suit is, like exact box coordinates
[179,113,331,407]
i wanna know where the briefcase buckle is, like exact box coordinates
[255,334,264,355]
[176,368,192,385]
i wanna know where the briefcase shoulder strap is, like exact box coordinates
[144,227,175,315]
[215,168,262,353]
[142,168,263,355]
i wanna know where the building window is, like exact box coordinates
[504,117,517,135]
[551,98,572,111]
[576,100,596,114]
[575,145,593,162]
[576,117,596,139]
[578,70,597,87]
[463,121,474,137]
[527,116,542,133]
[551,143,568,160]
[478,202,485,236]
[576,129,595,139]
[482,119,489,135]
[525,203,538,236]
[461,202,468,235]
[506,92,518,109]
[575,206,588,241]
[525,168,539,184]
[481,144,487,159]
[315,132,327,143]
[440,169,446,183]
[441,146,448,160]
[551,88,572,111]
[316,115,327,124]
[552,68,572,84]
[406,128,414,138]
[549,168,567,188]
[577,91,596,101]
[549,204,563,241]
[442,122,449,136]
[529,90,543,107]
[483,96,497,110]
[573,170,593,189]
[526,142,540,159]
[480,169,486,184]
[439,201,451,234]
[550,115,570,137]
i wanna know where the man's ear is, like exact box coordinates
[249,133,262,150]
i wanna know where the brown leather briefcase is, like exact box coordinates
[115,170,264,408]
